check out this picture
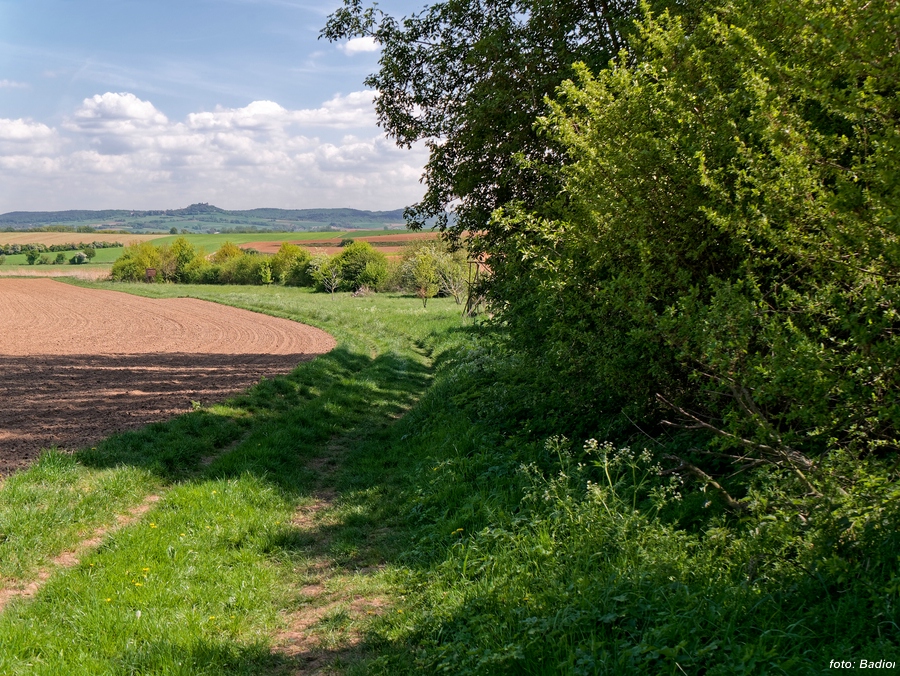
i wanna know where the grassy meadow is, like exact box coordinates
[0,248,124,266]
[0,284,468,674]
[0,282,894,674]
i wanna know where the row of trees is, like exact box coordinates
[0,241,120,256]
[110,237,470,305]
[22,249,94,265]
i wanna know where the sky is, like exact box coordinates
[0,0,427,212]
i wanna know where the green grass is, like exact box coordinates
[2,281,893,674]
[0,284,469,674]
[1,247,122,266]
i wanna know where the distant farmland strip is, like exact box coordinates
[242,231,448,256]
[0,233,164,247]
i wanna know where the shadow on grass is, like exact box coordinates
[75,346,430,492]
[107,636,367,675]
[0,350,322,475]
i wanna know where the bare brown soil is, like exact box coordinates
[0,279,336,474]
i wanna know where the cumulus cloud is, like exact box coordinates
[0,91,425,211]
[0,118,62,157]
[340,36,379,54]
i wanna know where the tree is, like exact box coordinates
[311,255,344,298]
[399,246,440,307]
[211,241,243,264]
[433,245,468,305]
[25,250,39,265]
[81,247,96,261]
[322,0,706,250]
[336,240,388,290]
[110,242,160,280]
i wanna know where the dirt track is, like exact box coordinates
[0,279,336,474]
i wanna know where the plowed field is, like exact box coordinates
[0,279,336,474]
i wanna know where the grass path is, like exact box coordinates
[0,284,466,675]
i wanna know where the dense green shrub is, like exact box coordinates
[310,254,344,296]
[488,0,900,505]
[270,242,311,283]
[110,242,160,280]
[180,255,214,283]
[210,241,243,264]
[283,256,315,287]
[335,240,388,291]
[216,251,270,285]
[363,341,900,674]
[397,242,468,305]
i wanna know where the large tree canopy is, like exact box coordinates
[322,0,705,246]
[328,0,900,503]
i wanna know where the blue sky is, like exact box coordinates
[0,0,427,211]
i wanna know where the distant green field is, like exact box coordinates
[151,230,421,251]
[0,247,123,266]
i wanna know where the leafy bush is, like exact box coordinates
[335,240,388,291]
[488,0,900,506]
[270,242,311,283]
[363,342,900,674]
[310,254,343,296]
[217,252,269,285]
[180,255,214,283]
[111,242,160,280]
[210,241,243,264]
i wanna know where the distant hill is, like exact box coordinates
[0,203,410,233]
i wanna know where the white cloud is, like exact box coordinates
[0,119,62,156]
[0,91,425,211]
[340,36,379,55]
[0,79,29,89]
